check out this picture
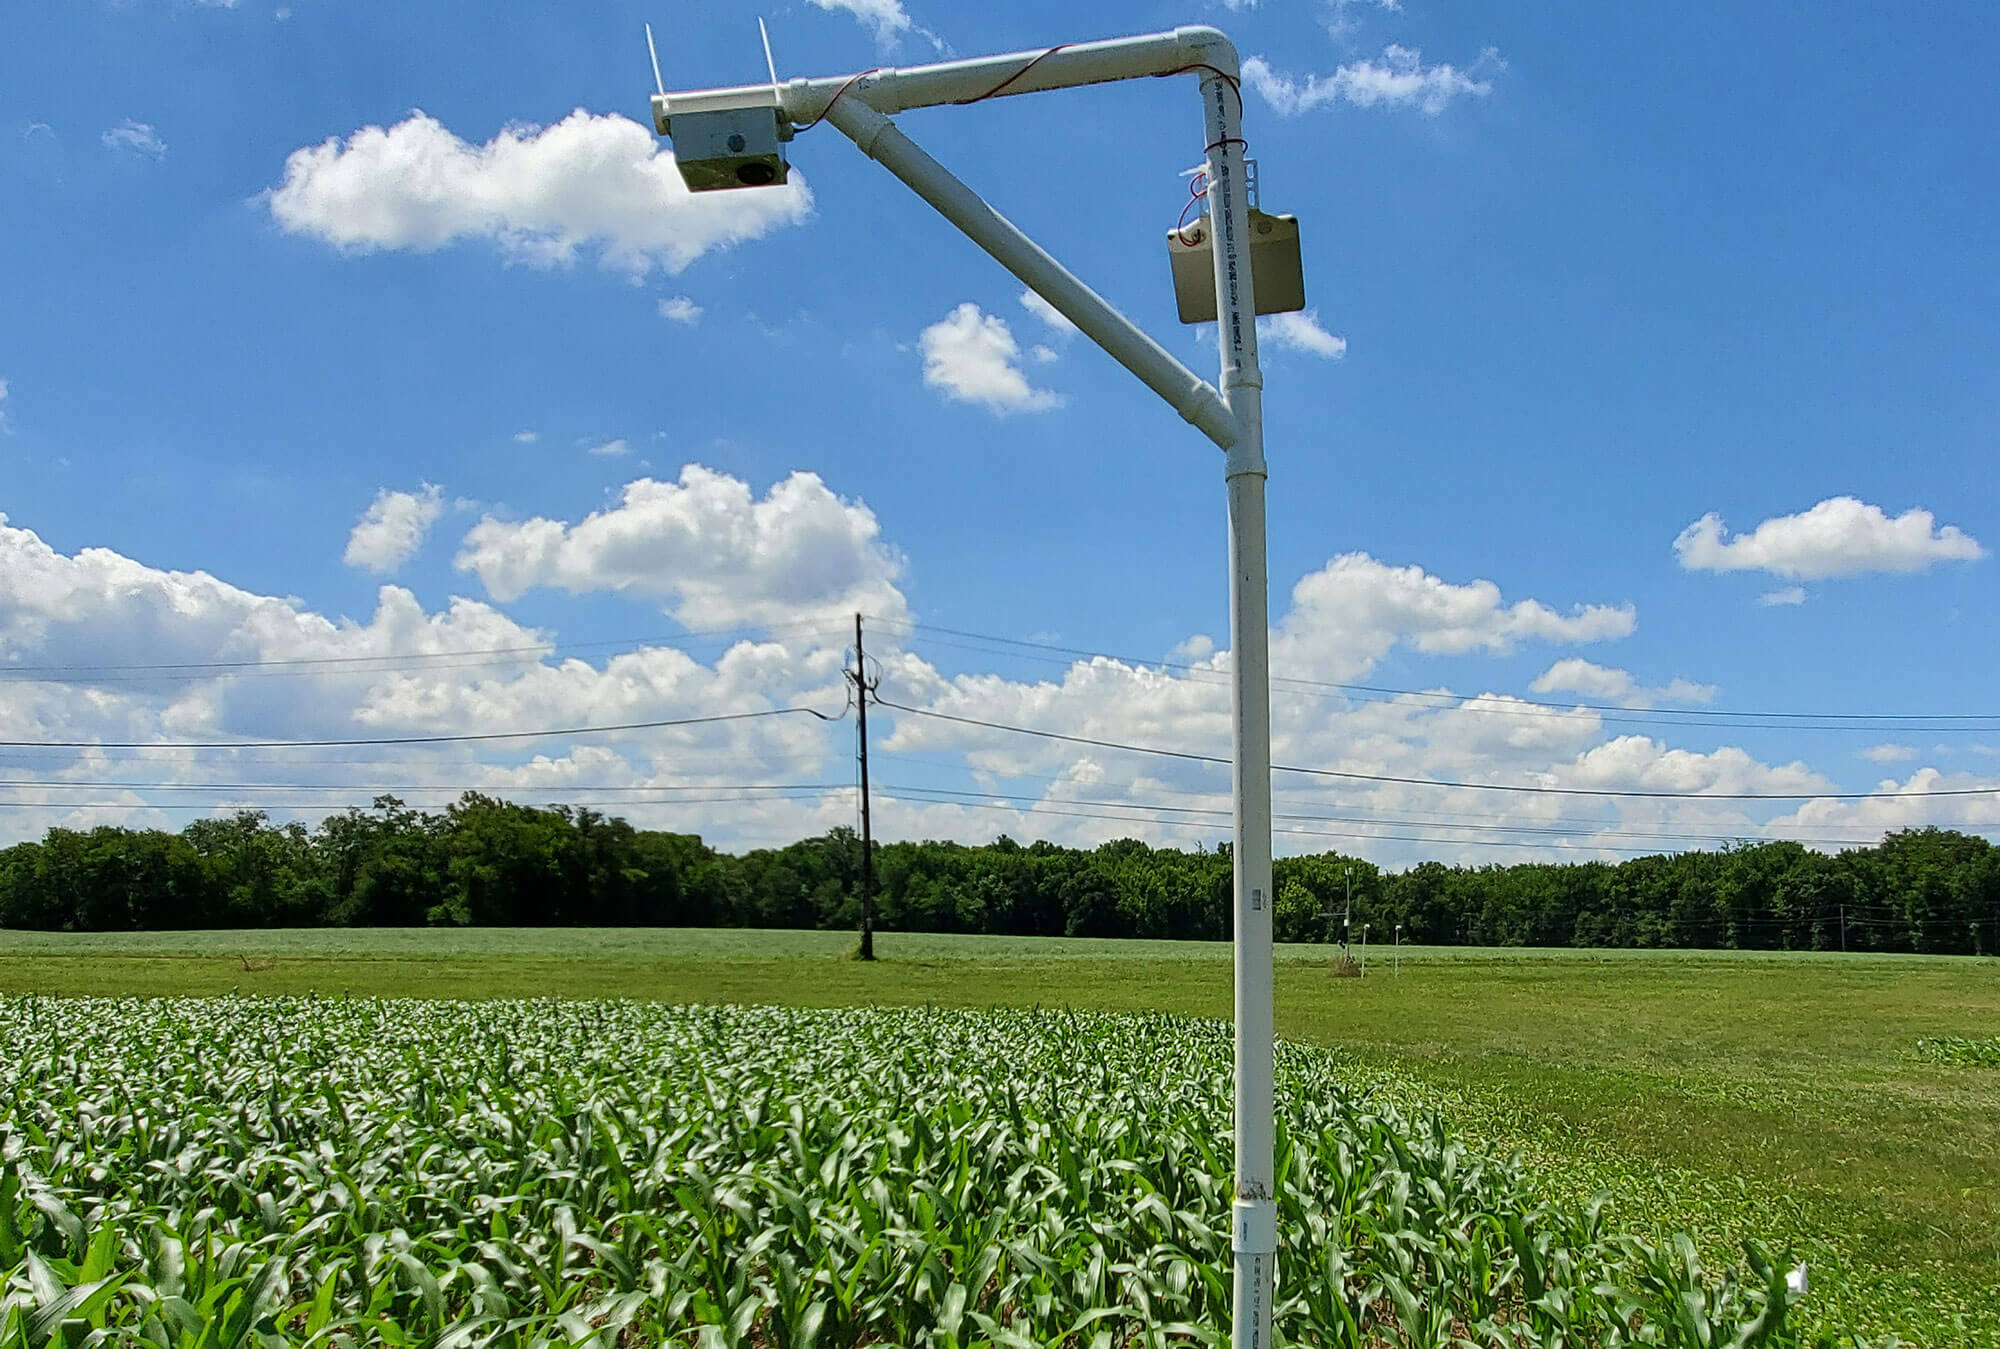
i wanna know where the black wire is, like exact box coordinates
[0,616,846,680]
[873,699,2000,801]
[876,791,1708,856]
[0,705,841,751]
[13,789,853,813]
[866,616,2000,727]
[871,750,1976,836]
[0,780,844,794]
[876,783,1893,849]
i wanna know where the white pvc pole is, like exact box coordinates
[1195,50,1277,1349]
[656,30,1279,1347]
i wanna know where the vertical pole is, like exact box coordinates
[853,613,876,962]
[1395,923,1401,977]
[1839,903,1846,954]
[1200,62,1275,1349]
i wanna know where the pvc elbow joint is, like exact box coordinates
[1174,26,1241,81]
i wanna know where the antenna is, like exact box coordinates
[758,17,780,96]
[644,22,666,97]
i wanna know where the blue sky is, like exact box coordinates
[1,0,1995,863]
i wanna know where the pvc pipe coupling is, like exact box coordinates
[1232,1197,1278,1255]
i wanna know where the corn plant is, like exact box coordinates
[0,997,1806,1346]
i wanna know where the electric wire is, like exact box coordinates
[871,752,1988,838]
[0,617,850,684]
[0,705,841,751]
[875,783,1892,849]
[873,791,1717,856]
[874,699,2000,801]
[866,616,2000,730]
[10,788,855,813]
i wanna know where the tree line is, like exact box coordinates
[0,794,1995,954]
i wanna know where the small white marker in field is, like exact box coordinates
[1787,1262,1809,1297]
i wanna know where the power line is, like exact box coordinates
[877,783,1892,849]
[0,705,839,751]
[0,748,835,770]
[0,780,844,794]
[0,616,848,681]
[873,790,1711,856]
[867,616,2000,730]
[871,750,1977,837]
[4,789,854,814]
[875,699,2000,801]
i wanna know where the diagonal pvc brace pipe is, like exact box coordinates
[822,97,1242,453]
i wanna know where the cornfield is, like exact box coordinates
[0,997,1803,1347]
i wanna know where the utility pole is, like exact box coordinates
[851,613,876,962]
[1839,903,1846,954]
[1394,922,1401,978]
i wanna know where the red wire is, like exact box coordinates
[952,44,1074,105]
[793,67,887,132]
[1157,62,1245,111]
[1175,172,1208,245]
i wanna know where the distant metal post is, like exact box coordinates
[1360,923,1369,977]
[1394,922,1401,977]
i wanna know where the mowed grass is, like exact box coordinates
[5,927,1997,1345]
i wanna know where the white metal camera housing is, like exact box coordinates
[651,92,793,192]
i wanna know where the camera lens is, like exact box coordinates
[726,133,747,152]
[737,162,776,186]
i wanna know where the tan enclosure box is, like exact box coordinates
[1167,210,1306,325]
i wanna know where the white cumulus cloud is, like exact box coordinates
[1530,658,1715,709]
[585,439,630,459]
[0,511,863,850]
[1243,46,1501,117]
[343,485,443,575]
[920,302,1063,413]
[1758,586,1808,607]
[806,0,943,50]
[1674,496,1986,580]
[1860,744,1919,764]
[266,110,811,278]
[103,119,166,159]
[657,296,702,324]
[454,464,909,629]
[1018,289,1078,335]
[0,496,1962,865]
[1273,554,1636,682]
[1259,310,1347,359]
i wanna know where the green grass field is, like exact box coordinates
[4,927,1996,1345]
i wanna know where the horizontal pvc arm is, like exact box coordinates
[654,27,1238,137]
[823,97,1241,451]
